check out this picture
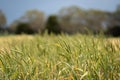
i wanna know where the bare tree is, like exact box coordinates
[0,10,6,32]
[20,10,45,33]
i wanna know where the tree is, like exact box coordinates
[15,22,35,34]
[0,10,6,32]
[8,10,45,34]
[58,6,87,34]
[20,10,45,33]
[114,5,120,22]
[7,20,19,33]
[116,4,120,14]
[85,10,106,34]
[58,6,109,34]
[106,25,120,37]
[46,15,61,34]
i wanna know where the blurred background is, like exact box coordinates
[0,0,120,37]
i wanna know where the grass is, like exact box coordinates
[0,34,120,80]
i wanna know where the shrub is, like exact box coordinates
[106,25,120,37]
[46,15,61,34]
[15,23,35,34]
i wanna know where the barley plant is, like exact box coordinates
[0,34,120,80]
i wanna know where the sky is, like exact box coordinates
[0,0,120,25]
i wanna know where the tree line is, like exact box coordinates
[0,6,120,37]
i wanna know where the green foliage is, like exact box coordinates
[0,34,120,79]
[15,23,35,34]
[46,15,61,34]
[106,25,120,37]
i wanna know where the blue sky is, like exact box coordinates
[0,0,120,25]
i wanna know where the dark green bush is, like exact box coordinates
[105,25,120,37]
[15,23,35,34]
[46,15,61,34]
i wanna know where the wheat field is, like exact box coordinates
[0,34,120,80]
